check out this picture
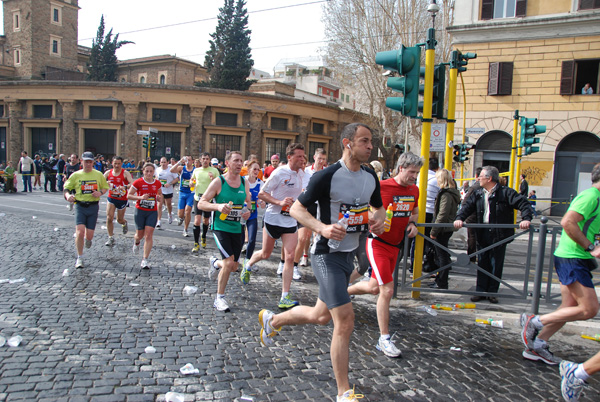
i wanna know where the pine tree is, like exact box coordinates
[202,0,254,90]
[87,16,133,82]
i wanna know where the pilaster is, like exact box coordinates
[59,100,77,154]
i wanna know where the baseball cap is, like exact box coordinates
[271,154,280,161]
[81,152,94,161]
[211,158,219,165]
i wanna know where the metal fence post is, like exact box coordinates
[531,216,548,314]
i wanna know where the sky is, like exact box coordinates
[73,0,328,74]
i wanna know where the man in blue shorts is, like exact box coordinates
[257,123,385,402]
[521,163,600,367]
[170,156,195,237]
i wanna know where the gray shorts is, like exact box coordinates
[312,252,354,309]
[134,208,158,230]
[75,203,99,230]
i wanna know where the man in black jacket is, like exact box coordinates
[454,166,533,303]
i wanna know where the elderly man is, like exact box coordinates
[454,166,533,304]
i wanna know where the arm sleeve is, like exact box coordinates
[456,193,476,221]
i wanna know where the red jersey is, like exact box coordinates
[263,165,275,179]
[373,178,419,245]
[132,178,161,211]
[106,169,129,201]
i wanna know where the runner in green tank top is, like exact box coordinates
[197,151,251,312]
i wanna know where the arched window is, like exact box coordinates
[160,75,166,85]
[140,76,145,84]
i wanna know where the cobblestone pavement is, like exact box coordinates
[0,192,598,401]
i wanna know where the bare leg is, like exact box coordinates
[281,232,298,293]
[106,203,116,237]
[143,227,155,259]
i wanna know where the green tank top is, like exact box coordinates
[213,176,246,234]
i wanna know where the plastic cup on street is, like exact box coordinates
[32,216,37,219]
[7,335,22,347]
[183,285,198,296]
[0,335,6,347]
[179,363,199,375]
[62,269,69,277]
[171,245,176,250]
[54,227,59,231]
[144,346,156,354]
[165,392,184,402]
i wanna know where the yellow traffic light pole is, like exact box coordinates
[509,111,519,189]
[412,28,436,299]
[444,67,458,171]
[514,118,523,192]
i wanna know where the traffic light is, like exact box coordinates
[452,50,477,73]
[520,117,545,156]
[453,144,474,163]
[376,45,422,117]
[453,144,461,162]
[150,136,157,149]
[432,64,446,119]
[142,135,149,149]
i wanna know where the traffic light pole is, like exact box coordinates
[515,119,523,192]
[412,27,436,299]
[509,110,519,190]
[147,135,151,160]
[444,66,458,171]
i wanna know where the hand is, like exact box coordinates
[66,195,75,203]
[591,246,600,259]
[322,223,346,242]
[141,194,150,200]
[454,220,464,229]
[280,197,294,207]
[208,173,214,180]
[519,220,531,230]
[241,210,251,220]
[164,183,171,188]
[91,190,101,198]
[407,223,419,238]
[219,203,232,215]
[258,200,266,209]
[369,215,385,235]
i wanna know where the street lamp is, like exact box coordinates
[427,0,440,27]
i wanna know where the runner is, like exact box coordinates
[128,162,162,269]
[241,161,266,263]
[63,151,109,269]
[191,152,220,252]
[240,143,306,310]
[170,156,195,237]
[257,123,385,402]
[521,162,600,366]
[155,157,179,227]
[197,151,251,312]
[104,156,134,246]
[347,152,421,358]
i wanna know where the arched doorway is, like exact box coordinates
[474,130,512,175]
[551,131,600,216]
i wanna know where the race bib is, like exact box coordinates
[159,179,167,187]
[251,201,257,212]
[594,233,600,246]
[339,203,369,233]
[392,195,416,217]
[225,204,243,222]
[181,179,190,188]
[80,180,98,195]
[139,197,156,209]
[281,204,291,216]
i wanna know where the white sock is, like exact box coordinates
[380,334,391,342]
[281,292,288,298]
[575,364,590,381]
[217,294,225,299]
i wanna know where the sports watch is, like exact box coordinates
[586,243,596,252]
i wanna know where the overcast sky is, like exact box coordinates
[72,0,327,73]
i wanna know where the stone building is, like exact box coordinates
[448,0,600,214]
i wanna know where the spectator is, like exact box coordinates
[582,83,594,95]
[519,174,529,197]
[17,150,34,192]
[529,190,537,217]
[263,154,280,179]
[33,154,42,190]
[3,161,17,193]
[57,154,67,192]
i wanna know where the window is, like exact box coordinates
[51,4,62,25]
[89,106,113,120]
[266,138,290,161]
[560,59,600,95]
[14,48,21,66]
[210,134,241,162]
[152,108,177,123]
[312,122,325,135]
[140,76,146,83]
[309,142,325,157]
[488,62,513,95]
[49,36,61,56]
[160,75,166,84]
[0,105,4,117]
[579,0,600,10]
[215,112,238,126]
[346,94,350,102]
[13,11,20,31]
[33,105,53,118]
[52,40,58,54]
[271,117,288,131]
[481,0,526,20]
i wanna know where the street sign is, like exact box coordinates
[466,127,485,135]
[149,127,158,134]
[430,123,446,152]
[137,130,149,136]
[166,147,171,155]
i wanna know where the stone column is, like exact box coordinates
[59,100,77,154]
[296,115,311,147]
[190,105,206,156]
[249,111,265,160]
[329,122,340,161]
[123,103,140,161]
[6,100,23,162]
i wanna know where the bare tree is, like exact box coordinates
[323,0,454,169]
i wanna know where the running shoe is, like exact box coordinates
[293,266,302,281]
[520,313,539,349]
[201,237,207,248]
[105,236,115,247]
[156,221,161,229]
[168,214,173,224]
[192,243,200,253]
[240,262,252,285]
[75,257,84,269]
[183,229,189,237]
[299,255,308,266]
[122,221,128,235]
[337,387,364,402]
[141,259,150,269]
[277,261,284,276]
[133,242,140,255]
[178,217,184,226]
[85,239,92,249]
[560,360,587,402]
[376,337,402,358]
[278,294,299,309]
[522,344,561,365]
[258,309,281,346]
[214,297,230,312]
[208,256,220,280]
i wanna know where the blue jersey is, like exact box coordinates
[247,177,262,220]
[179,165,194,194]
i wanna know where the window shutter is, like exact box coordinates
[560,61,575,95]
[488,62,513,96]
[579,0,600,10]
[481,0,494,20]
[516,0,527,16]
[488,63,500,95]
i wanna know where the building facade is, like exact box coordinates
[448,0,600,214]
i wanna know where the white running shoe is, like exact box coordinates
[337,387,364,402]
[299,255,308,266]
[376,337,401,358]
[141,259,150,269]
[105,236,115,247]
[277,261,284,276]
[208,256,220,280]
[168,214,173,224]
[258,309,280,346]
[75,257,84,269]
[183,230,189,237]
[156,221,161,229]
[293,266,302,281]
[214,297,230,312]
[133,242,140,255]
[178,217,184,226]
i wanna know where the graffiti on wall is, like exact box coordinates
[521,161,553,186]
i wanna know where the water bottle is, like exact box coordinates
[240,202,249,225]
[431,304,454,311]
[384,203,393,232]
[219,201,233,220]
[454,303,476,309]
[328,212,350,250]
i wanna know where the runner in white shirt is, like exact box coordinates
[155,157,180,226]
[240,143,306,309]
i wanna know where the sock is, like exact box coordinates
[380,334,391,342]
[202,223,209,239]
[533,338,546,350]
[217,294,225,299]
[532,315,543,329]
[303,254,308,258]
[77,254,83,258]
[294,262,298,267]
[108,236,113,239]
[193,225,200,243]
[575,364,590,381]
[280,259,285,265]
[281,292,288,298]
